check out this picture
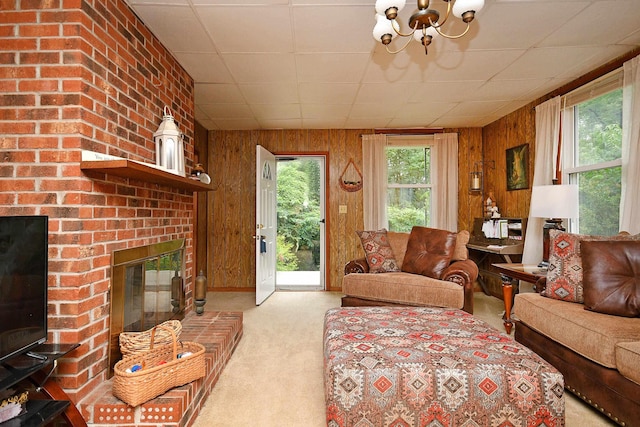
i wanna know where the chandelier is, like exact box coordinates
[373,0,484,55]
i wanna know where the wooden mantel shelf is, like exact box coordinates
[80,159,213,192]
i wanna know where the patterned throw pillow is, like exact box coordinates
[356,229,400,273]
[543,230,640,303]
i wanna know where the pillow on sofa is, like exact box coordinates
[543,230,640,303]
[581,240,640,317]
[452,230,470,261]
[401,226,456,279]
[356,229,400,273]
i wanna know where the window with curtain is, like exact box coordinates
[386,138,432,232]
[562,70,623,235]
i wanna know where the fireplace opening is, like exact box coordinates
[108,239,186,376]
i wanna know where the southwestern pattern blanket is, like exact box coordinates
[323,307,564,427]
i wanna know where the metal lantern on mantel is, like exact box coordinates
[154,106,185,176]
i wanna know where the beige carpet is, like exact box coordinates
[193,291,616,427]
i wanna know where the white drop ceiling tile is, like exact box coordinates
[222,54,297,83]
[198,103,254,119]
[394,101,458,121]
[195,83,245,104]
[434,115,488,128]
[422,50,525,81]
[301,118,347,129]
[362,49,427,83]
[463,1,591,50]
[193,0,287,4]
[349,103,397,119]
[539,0,640,48]
[293,5,374,53]
[301,104,351,119]
[495,46,599,80]
[296,53,370,83]
[355,82,416,105]
[446,101,508,117]
[128,5,215,53]
[407,81,485,103]
[174,53,233,83]
[557,45,637,80]
[344,117,391,129]
[471,78,553,101]
[127,0,189,5]
[618,28,640,46]
[213,118,260,130]
[251,104,301,120]
[257,118,303,129]
[298,83,360,104]
[239,84,299,104]
[196,6,293,53]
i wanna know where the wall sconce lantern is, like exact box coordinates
[469,160,494,193]
[154,106,185,176]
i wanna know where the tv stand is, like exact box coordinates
[0,343,86,427]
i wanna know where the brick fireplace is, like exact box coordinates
[0,0,199,408]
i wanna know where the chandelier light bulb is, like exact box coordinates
[452,0,485,21]
[373,0,483,55]
[373,13,396,44]
[375,0,407,18]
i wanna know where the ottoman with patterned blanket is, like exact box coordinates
[323,307,564,427]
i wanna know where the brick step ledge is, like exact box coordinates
[78,311,243,427]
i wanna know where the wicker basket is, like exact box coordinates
[119,320,182,357]
[112,325,205,407]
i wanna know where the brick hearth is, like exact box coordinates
[78,311,243,427]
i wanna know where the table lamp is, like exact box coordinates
[529,184,579,266]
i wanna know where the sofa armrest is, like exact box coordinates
[344,258,369,274]
[534,276,547,293]
[442,259,479,314]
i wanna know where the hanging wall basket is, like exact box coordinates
[339,158,363,192]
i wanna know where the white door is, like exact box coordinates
[255,145,277,305]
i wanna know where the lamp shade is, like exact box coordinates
[375,0,406,16]
[453,0,485,18]
[373,13,396,42]
[529,185,579,219]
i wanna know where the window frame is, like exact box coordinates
[385,136,434,231]
[561,69,624,234]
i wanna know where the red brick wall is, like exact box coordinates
[0,0,196,402]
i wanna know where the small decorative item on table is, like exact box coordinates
[0,391,28,422]
[194,270,207,315]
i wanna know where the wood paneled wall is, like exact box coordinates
[203,128,482,292]
[481,102,537,219]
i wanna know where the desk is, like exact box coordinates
[467,242,523,295]
[492,264,547,334]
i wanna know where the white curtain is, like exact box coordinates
[522,96,561,264]
[620,55,640,234]
[432,133,459,232]
[362,134,388,230]
[361,133,458,231]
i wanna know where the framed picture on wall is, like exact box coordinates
[506,144,529,191]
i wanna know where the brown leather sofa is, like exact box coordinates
[513,237,640,426]
[342,230,478,313]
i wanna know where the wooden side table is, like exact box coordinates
[491,264,547,334]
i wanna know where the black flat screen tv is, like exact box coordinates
[0,215,48,363]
